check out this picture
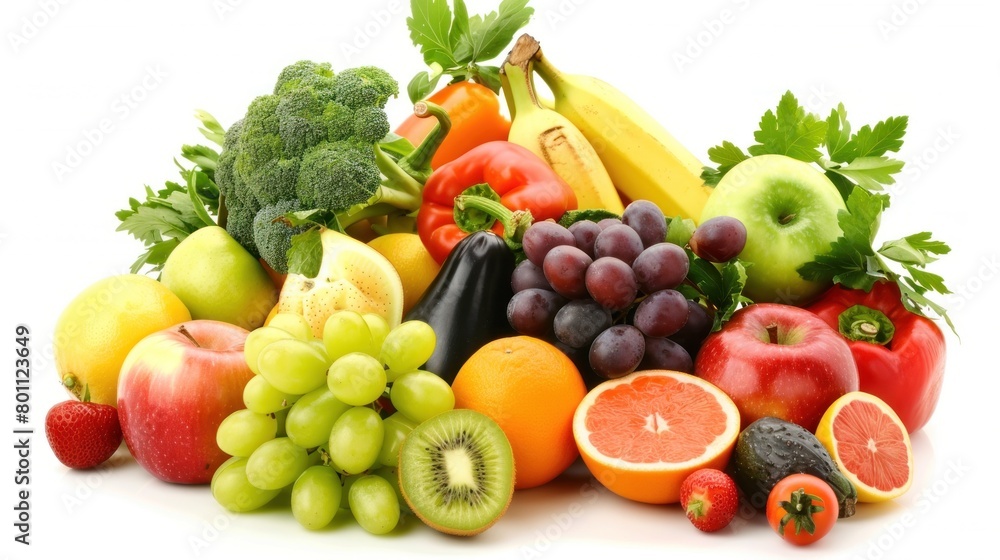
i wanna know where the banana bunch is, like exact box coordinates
[501,34,712,222]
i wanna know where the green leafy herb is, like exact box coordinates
[116,111,224,274]
[701,91,908,200]
[798,187,954,332]
[685,255,753,332]
[406,0,534,102]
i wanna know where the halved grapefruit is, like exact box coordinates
[815,391,914,503]
[573,370,741,504]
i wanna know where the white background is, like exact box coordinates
[2,0,996,558]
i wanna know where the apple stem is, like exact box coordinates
[779,213,796,225]
[766,324,779,344]
[177,324,201,348]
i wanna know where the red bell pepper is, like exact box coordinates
[807,280,946,433]
[416,141,577,264]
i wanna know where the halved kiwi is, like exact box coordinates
[398,409,515,536]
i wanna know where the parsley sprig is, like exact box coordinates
[406,0,534,103]
[115,111,224,274]
[702,91,907,200]
[798,188,955,333]
[702,91,954,332]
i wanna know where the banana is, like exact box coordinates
[501,42,625,213]
[525,35,713,222]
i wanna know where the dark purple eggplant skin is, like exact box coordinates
[403,231,516,384]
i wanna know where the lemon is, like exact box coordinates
[53,274,192,406]
[367,233,441,315]
[277,229,405,339]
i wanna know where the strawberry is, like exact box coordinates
[45,389,123,470]
[679,468,738,532]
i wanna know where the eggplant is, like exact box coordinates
[729,416,858,518]
[404,231,516,384]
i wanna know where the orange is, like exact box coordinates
[367,233,440,315]
[451,336,587,490]
[815,392,914,502]
[53,274,192,406]
[573,370,741,504]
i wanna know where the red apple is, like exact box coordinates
[694,304,859,432]
[117,320,253,484]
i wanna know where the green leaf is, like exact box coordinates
[286,228,324,278]
[450,0,471,54]
[474,65,503,94]
[899,231,951,256]
[459,0,533,62]
[408,0,460,69]
[829,156,904,191]
[704,140,749,183]
[685,254,751,331]
[407,70,443,104]
[852,116,908,158]
[842,187,888,247]
[825,103,856,163]
[904,264,951,294]
[665,216,696,247]
[879,237,935,266]
[378,133,417,159]
[748,91,827,163]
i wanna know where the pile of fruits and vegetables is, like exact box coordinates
[45,0,956,548]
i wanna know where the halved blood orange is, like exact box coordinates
[815,391,914,503]
[573,370,741,504]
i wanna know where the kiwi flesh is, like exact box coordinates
[398,409,515,536]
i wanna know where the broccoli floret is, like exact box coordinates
[332,66,398,109]
[215,60,450,274]
[253,200,306,274]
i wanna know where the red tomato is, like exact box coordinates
[766,474,839,546]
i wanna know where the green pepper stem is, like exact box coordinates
[398,101,451,183]
[838,304,895,346]
[454,194,533,250]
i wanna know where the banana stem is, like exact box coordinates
[501,34,545,115]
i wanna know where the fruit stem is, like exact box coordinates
[501,35,544,115]
[766,324,779,344]
[777,488,824,536]
[177,324,201,348]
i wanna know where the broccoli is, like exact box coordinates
[215,60,450,275]
[253,200,306,274]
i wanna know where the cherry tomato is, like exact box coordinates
[766,473,839,546]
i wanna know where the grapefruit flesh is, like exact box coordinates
[573,370,741,504]
[816,392,913,502]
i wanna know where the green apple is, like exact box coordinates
[160,226,278,330]
[700,154,845,305]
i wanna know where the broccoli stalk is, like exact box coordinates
[338,101,451,232]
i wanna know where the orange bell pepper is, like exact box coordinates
[395,81,510,170]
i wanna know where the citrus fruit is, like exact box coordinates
[573,369,741,504]
[451,336,587,490]
[277,229,404,338]
[815,391,914,502]
[367,232,440,315]
[53,274,192,406]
